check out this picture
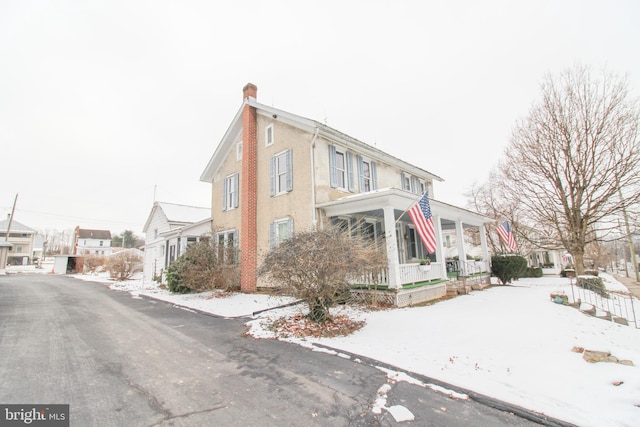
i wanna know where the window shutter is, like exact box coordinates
[356,155,364,192]
[329,145,337,188]
[222,178,228,211]
[270,156,276,196]
[285,149,293,192]
[346,151,355,192]
[371,161,378,190]
[232,173,239,207]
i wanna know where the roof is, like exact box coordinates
[0,219,36,233]
[77,229,112,239]
[142,201,211,233]
[200,97,444,184]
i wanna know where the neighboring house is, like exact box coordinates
[199,83,493,294]
[74,227,113,256]
[142,201,212,283]
[0,216,36,265]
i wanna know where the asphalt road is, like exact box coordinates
[0,274,562,426]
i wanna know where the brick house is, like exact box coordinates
[200,83,492,300]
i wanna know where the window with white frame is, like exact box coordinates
[236,141,243,161]
[269,217,294,248]
[357,155,378,193]
[265,123,274,147]
[329,145,354,191]
[215,229,238,264]
[270,149,293,196]
[223,173,239,211]
[401,172,427,195]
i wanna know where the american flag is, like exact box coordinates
[497,220,517,252]
[407,192,437,254]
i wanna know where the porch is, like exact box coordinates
[317,188,493,293]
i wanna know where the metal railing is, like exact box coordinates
[570,279,639,329]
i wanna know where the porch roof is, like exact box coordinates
[316,188,493,228]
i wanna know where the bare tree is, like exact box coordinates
[259,225,387,323]
[501,65,640,274]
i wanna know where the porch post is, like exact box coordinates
[479,224,490,267]
[383,205,401,289]
[455,220,467,274]
[433,214,447,280]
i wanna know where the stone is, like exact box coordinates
[583,350,612,363]
[571,346,585,353]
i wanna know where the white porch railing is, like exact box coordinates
[399,262,444,284]
[351,262,445,287]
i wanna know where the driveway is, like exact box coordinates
[0,274,554,426]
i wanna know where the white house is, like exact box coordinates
[142,201,212,283]
[73,227,112,256]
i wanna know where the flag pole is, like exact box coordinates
[395,190,429,225]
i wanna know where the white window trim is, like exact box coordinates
[265,123,274,147]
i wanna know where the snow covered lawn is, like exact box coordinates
[73,272,640,427]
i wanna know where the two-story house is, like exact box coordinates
[142,201,212,283]
[73,227,113,256]
[0,216,36,265]
[200,83,492,302]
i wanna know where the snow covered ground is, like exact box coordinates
[41,269,640,426]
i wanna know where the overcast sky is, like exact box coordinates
[1,0,638,236]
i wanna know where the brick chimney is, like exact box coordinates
[240,83,258,292]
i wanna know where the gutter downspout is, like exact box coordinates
[310,126,319,229]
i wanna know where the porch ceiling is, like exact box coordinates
[316,188,493,227]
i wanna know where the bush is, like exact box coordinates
[526,267,543,278]
[165,258,192,293]
[491,255,528,284]
[84,255,106,273]
[165,237,240,293]
[259,226,387,323]
[106,251,143,281]
[577,276,609,298]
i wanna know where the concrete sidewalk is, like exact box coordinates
[613,272,640,299]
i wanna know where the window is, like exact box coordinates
[329,145,354,191]
[401,172,427,195]
[270,150,293,195]
[169,245,176,263]
[265,124,274,147]
[406,225,428,260]
[236,141,243,161]
[357,155,378,192]
[215,229,238,264]
[16,245,23,253]
[99,241,103,246]
[223,173,239,211]
[154,229,158,239]
[269,217,294,248]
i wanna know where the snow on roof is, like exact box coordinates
[158,202,210,224]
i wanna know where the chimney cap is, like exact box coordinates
[243,83,257,100]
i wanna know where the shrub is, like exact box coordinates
[526,267,543,278]
[165,237,240,293]
[577,276,609,298]
[84,255,106,273]
[491,255,528,284]
[106,251,143,281]
[259,226,387,323]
